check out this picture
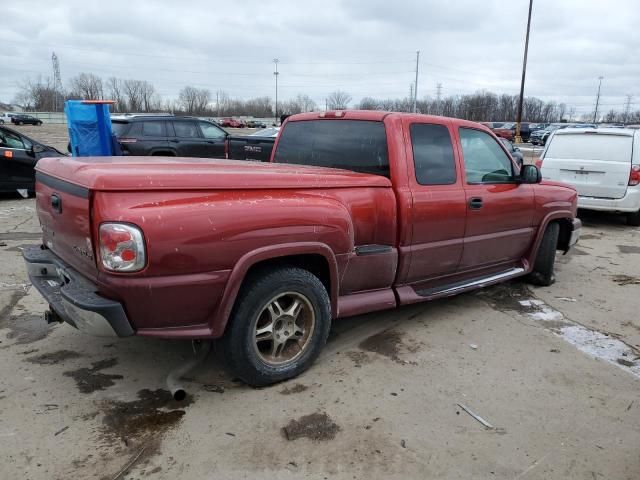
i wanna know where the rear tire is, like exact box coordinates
[527,222,560,286]
[627,210,640,226]
[219,266,331,387]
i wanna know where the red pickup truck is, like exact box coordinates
[24,111,581,386]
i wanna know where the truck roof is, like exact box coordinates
[286,110,491,131]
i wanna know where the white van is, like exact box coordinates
[540,128,640,225]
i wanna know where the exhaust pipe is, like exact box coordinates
[167,340,212,401]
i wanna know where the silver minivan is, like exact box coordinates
[540,128,640,225]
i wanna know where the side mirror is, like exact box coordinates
[520,164,542,184]
[32,144,46,154]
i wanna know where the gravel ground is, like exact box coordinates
[0,128,639,479]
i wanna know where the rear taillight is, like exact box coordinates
[629,164,640,186]
[99,223,146,272]
[535,158,543,169]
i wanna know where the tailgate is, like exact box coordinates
[35,172,99,281]
[228,135,275,162]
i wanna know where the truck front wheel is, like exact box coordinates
[527,222,560,286]
[219,267,331,386]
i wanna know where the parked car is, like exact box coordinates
[499,137,524,165]
[493,122,531,142]
[219,118,245,128]
[245,120,267,129]
[24,111,580,387]
[111,116,228,158]
[530,125,566,146]
[481,122,505,130]
[227,128,280,162]
[0,112,17,124]
[0,125,66,194]
[250,127,280,137]
[11,114,42,126]
[540,128,640,225]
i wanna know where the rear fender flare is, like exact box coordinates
[526,211,574,269]
[211,242,339,337]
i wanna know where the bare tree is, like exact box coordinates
[13,76,61,111]
[327,90,352,110]
[123,79,144,111]
[178,86,211,115]
[106,77,126,112]
[69,73,103,100]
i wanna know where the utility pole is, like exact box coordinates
[515,0,533,144]
[623,94,633,124]
[436,83,442,115]
[273,58,279,124]
[413,50,420,113]
[593,76,604,124]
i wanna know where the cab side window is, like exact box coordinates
[199,121,226,140]
[173,121,200,138]
[459,128,514,183]
[410,123,457,185]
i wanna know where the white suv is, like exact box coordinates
[0,113,16,124]
[540,128,640,225]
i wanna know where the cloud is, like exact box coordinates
[1,0,638,114]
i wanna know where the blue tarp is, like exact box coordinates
[65,100,115,157]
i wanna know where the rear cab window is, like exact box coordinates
[273,120,389,177]
[410,123,456,185]
[545,133,633,162]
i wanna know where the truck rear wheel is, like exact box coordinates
[219,267,331,387]
[527,222,560,286]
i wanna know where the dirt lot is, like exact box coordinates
[0,129,639,480]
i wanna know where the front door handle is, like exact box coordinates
[469,197,483,210]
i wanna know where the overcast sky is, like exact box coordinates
[2,0,638,114]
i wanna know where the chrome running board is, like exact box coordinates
[416,267,525,298]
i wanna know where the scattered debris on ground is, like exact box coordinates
[282,412,340,441]
[279,383,308,395]
[611,274,640,286]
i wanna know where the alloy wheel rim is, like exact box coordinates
[252,291,315,366]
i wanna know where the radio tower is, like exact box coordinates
[51,52,63,111]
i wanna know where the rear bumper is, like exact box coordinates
[23,245,134,337]
[577,186,640,213]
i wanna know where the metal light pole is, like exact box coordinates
[413,51,420,113]
[593,76,604,124]
[273,58,279,125]
[515,0,533,144]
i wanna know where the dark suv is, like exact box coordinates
[111,116,228,157]
[11,114,43,126]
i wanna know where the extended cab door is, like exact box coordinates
[197,120,227,158]
[457,127,535,270]
[169,120,208,157]
[402,118,466,284]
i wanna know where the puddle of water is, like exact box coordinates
[64,358,123,393]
